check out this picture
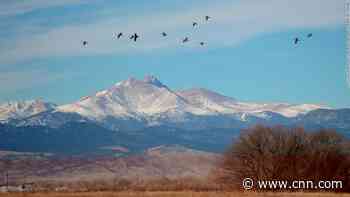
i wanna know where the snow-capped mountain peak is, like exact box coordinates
[0,100,56,122]
[115,75,167,89]
[176,88,325,117]
[57,76,206,121]
[1,76,328,130]
[57,76,326,124]
[143,75,167,88]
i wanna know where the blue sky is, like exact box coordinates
[0,0,348,108]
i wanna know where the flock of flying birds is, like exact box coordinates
[82,16,211,47]
[82,15,313,47]
[294,33,313,45]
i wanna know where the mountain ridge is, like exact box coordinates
[0,77,349,154]
[0,76,340,132]
[55,76,327,118]
[0,100,56,123]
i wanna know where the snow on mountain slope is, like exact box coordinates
[176,88,325,117]
[0,100,56,122]
[58,76,208,121]
[1,76,326,128]
[176,88,238,113]
[257,103,326,117]
[57,76,325,125]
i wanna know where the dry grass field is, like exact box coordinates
[1,192,350,197]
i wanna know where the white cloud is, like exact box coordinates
[0,0,85,17]
[0,0,344,64]
[0,69,64,93]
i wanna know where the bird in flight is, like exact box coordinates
[116,32,123,39]
[82,40,88,46]
[192,22,198,27]
[130,33,139,42]
[182,37,189,43]
[307,33,313,38]
[200,42,205,46]
[294,37,300,45]
[162,32,167,37]
[205,16,211,21]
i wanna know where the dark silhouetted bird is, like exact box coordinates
[162,32,167,37]
[182,37,189,43]
[117,32,123,39]
[82,41,88,46]
[192,22,198,27]
[307,33,313,38]
[294,37,300,45]
[130,33,139,42]
[205,16,211,21]
[200,42,205,46]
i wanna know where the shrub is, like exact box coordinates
[215,125,350,192]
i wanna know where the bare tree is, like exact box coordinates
[215,125,350,191]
